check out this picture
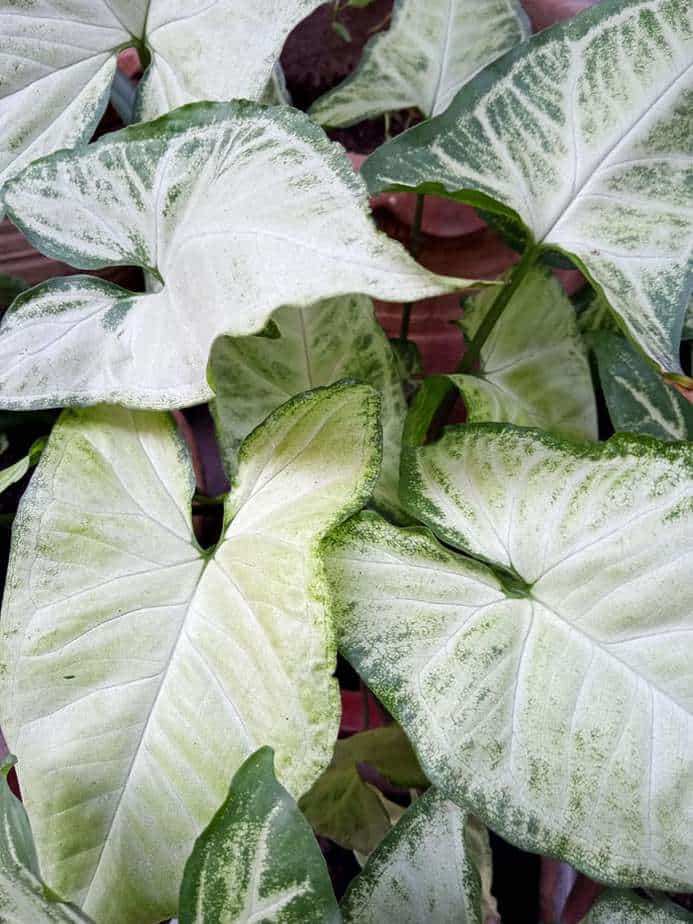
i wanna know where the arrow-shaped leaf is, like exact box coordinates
[0,382,380,924]
[325,425,693,890]
[363,0,693,379]
[0,102,469,410]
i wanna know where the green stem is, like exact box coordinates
[402,375,454,448]
[457,243,539,374]
[400,193,426,342]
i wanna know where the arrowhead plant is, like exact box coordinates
[0,0,691,920]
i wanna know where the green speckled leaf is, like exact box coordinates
[363,0,693,378]
[179,747,339,924]
[211,295,407,518]
[299,725,426,854]
[310,0,529,124]
[0,1,321,213]
[585,891,693,923]
[451,266,597,438]
[325,425,693,890]
[0,382,380,924]
[0,102,467,410]
[576,288,623,335]
[0,757,94,923]
[341,787,493,924]
[592,330,693,439]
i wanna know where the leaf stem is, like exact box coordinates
[457,243,538,374]
[400,193,426,342]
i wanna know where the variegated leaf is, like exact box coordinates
[451,265,597,438]
[134,2,320,121]
[0,382,380,924]
[211,295,407,518]
[178,747,339,924]
[341,787,494,924]
[585,891,693,923]
[0,757,94,923]
[363,0,693,379]
[325,426,693,890]
[591,330,693,439]
[0,102,468,410]
[0,0,321,213]
[310,0,529,125]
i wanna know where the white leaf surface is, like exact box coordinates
[0,1,320,213]
[0,102,467,410]
[342,787,492,924]
[136,1,320,120]
[310,0,529,124]
[211,295,407,518]
[451,265,597,438]
[326,425,693,889]
[0,382,380,924]
[363,0,693,377]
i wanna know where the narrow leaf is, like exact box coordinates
[341,787,493,924]
[0,382,380,924]
[179,747,339,924]
[452,265,597,438]
[363,0,693,378]
[311,0,529,124]
[325,425,693,890]
[592,331,693,439]
[1,102,469,410]
[210,296,407,518]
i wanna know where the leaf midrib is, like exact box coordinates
[81,550,207,910]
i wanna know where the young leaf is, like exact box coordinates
[362,0,693,379]
[591,330,693,439]
[325,426,693,891]
[299,725,427,854]
[311,0,529,125]
[0,382,380,924]
[0,1,321,212]
[0,757,94,923]
[452,266,597,438]
[178,747,339,924]
[0,102,469,411]
[341,787,494,923]
[585,890,693,922]
[210,296,407,518]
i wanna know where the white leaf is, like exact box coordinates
[0,103,469,410]
[211,295,407,518]
[451,265,597,438]
[342,787,493,924]
[311,0,529,124]
[363,0,693,378]
[326,424,693,890]
[0,382,380,924]
[0,1,320,213]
